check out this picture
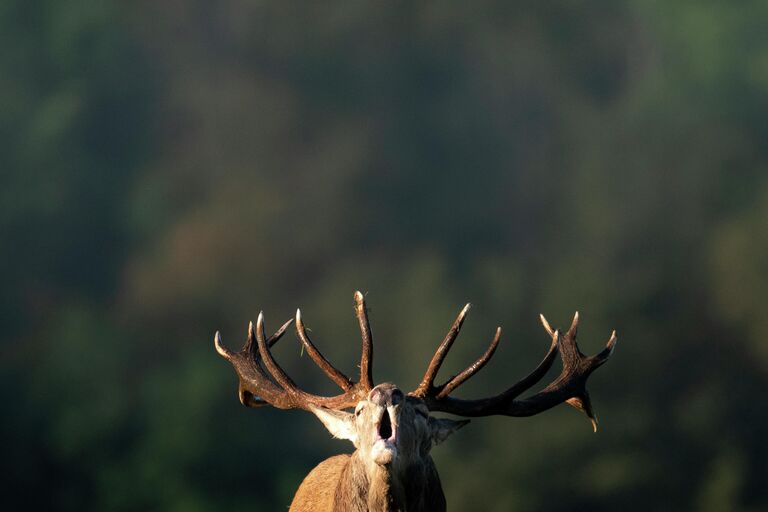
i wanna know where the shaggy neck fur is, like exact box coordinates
[333,451,446,512]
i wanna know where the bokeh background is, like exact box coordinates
[3,1,768,510]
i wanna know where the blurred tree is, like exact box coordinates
[2,0,768,510]
[0,0,155,509]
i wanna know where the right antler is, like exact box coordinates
[214,291,374,411]
[410,308,617,431]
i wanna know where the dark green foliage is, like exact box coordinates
[2,1,768,510]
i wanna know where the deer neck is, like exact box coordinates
[337,451,445,512]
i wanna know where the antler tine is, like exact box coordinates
[567,311,579,338]
[539,313,554,337]
[591,330,617,366]
[436,326,502,399]
[255,312,301,396]
[354,291,374,390]
[296,309,354,391]
[269,318,294,348]
[558,312,586,366]
[413,303,471,397]
[214,331,232,359]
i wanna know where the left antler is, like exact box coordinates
[409,308,617,431]
[214,291,375,411]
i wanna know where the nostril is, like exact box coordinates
[391,389,403,405]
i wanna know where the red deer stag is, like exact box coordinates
[214,291,617,511]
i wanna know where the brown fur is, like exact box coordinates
[290,455,350,511]
[289,451,446,512]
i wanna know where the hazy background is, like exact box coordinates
[3,1,768,510]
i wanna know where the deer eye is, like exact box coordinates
[355,405,365,417]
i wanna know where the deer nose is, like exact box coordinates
[368,387,386,405]
[368,385,403,406]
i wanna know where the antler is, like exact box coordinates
[410,308,617,431]
[214,291,375,411]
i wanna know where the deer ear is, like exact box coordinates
[429,417,470,445]
[309,406,357,443]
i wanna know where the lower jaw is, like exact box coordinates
[372,441,397,465]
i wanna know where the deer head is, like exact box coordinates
[309,382,468,471]
[214,291,617,511]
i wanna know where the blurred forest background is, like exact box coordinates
[2,1,768,510]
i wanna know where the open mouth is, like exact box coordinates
[378,411,392,440]
[372,409,398,464]
[375,409,398,446]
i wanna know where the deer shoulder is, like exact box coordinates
[289,454,350,511]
